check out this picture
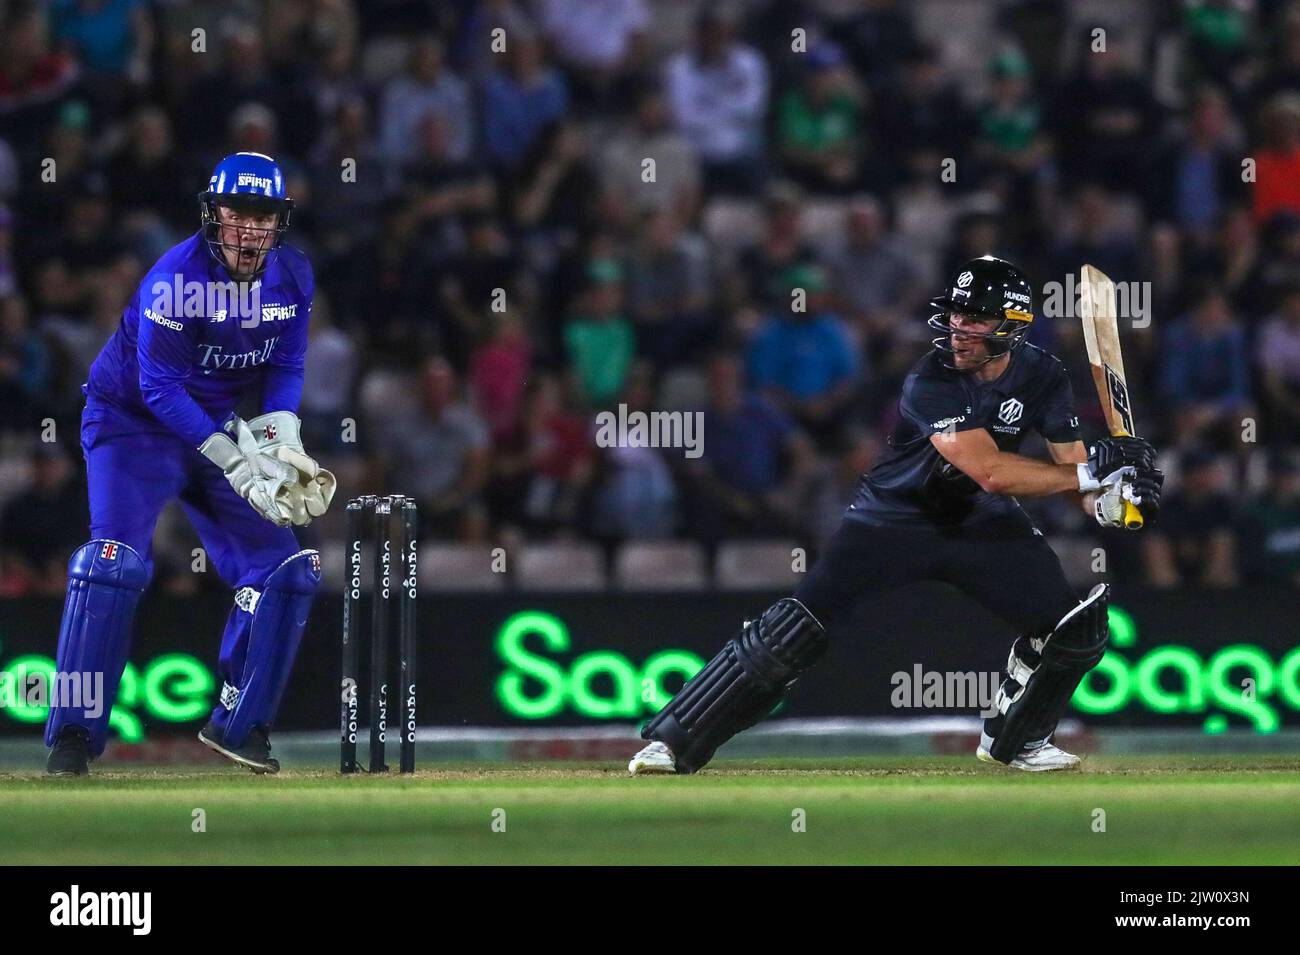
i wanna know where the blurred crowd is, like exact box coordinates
[1,0,1299,594]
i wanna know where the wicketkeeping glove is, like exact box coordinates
[247,411,337,525]
[199,416,297,526]
[274,472,339,526]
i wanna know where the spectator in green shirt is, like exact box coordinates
[776,41,866,193]
[564,258,636,406]
[975,48,1049,194]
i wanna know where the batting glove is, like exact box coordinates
[1086,436,1156,482]
[1125,468,1164,525]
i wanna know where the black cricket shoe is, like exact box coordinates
[198,720,280,774]
[47,726,91,776]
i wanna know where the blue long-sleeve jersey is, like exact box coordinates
[85,233,313,446]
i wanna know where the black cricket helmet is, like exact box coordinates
[927,255,1035,364]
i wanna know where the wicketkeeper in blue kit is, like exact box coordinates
[45,152,336,775]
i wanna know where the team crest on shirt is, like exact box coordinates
[998,398,1023,424]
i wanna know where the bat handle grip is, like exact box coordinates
[1111,430,1145,529]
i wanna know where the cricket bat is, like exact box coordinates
[1078,264,1144,529]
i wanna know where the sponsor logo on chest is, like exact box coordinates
[197,336,280,372]
[261,303,297,322]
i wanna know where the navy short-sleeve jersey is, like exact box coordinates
[849,344,1081,526]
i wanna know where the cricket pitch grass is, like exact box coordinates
[2,756,1297,865]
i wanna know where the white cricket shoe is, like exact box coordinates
[976,731,1081,772]
[628,740,676,775]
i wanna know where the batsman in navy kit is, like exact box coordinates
[631,256,1164,774]
[45,152,336,775]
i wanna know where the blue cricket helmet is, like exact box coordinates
[198,152,293,278]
